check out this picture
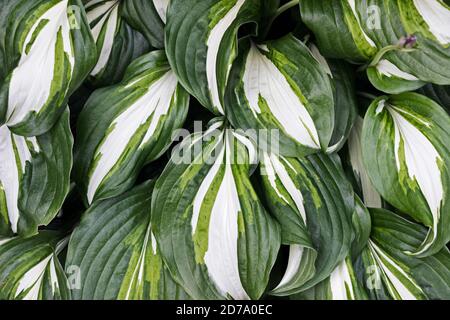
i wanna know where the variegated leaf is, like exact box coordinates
[226,35,334,157]
[152,121,281,300]
[0,0,96,136]
[308,43,358,154]
[84,0,150,86]
[74,51,189,204]
[398,0,450,46]
[300,0,378,61]
[0,110,73,237]
[122,0,170,49]
[291,257,368,300]
[355,208,450,300]
[259,153,355,295]
[367,59,426,94]
[360,0,450,91]
[302,0,450,93]
[165,0,272,115]
[344,116,383,208]
[0,232,70,300]
[65,180,189,300]
[362,93,450,257]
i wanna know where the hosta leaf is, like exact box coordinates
[65,180,189,300]
[327,60,358,153]
[0,0,96,136]
[418,84,450,114]
[85,0,150,86]
[366,59,426,95]
[362,93,450,257]
[165,0,268,115]
[291,257,368,300]
[307,44,357,153]
[355,208,450,300]
[300,0,378,61]
[0,110,73,237]
[74,51,189,204]
[226,35,334,157]
[398,0,450,46]
[261,153,355,295]
[351,195,372,258]
[359,0,450,89]
[302,1,450,93]
[0,232,70,300]
[122,0,169,49]
[152,121,281,300]
[343,116,383,208]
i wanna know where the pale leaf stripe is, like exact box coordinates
[7,0,74,125]
[206,0,246,115]
[243,44,320,149]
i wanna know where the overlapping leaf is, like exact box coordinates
[74,51,189,204]
[0,0,96,136]
[65,180,189,300]
[226,35,334,157]
[301,0,450,94]
[343,116,383,208]
[259,153,355,295]
[121,0,170,49]
[0,232,70,300]
[300,0,377,61]
[152,120,281,300]
[165,0,276,115]
[0,110,73,237]
[291,257,368,300]
[355,208,450,300]
[418,84,450,114]
[362,93,450,257]
[84,0,150,86]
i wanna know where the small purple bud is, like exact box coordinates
[398,35,417,49]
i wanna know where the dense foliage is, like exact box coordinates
[0,0,449,300]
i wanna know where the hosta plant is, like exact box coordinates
[0,0,449,301]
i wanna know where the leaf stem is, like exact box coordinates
[358,45,416,72]
[275,0,300,18]
[357,92,378,101]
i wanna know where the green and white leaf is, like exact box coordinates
[122,0,170,49]
[398,0,450,46]
[0,232,70,300]
[302,0,450,92]
[355,208,450,300]
[359,0,450,88]
[326,257,367,300]
[367,59,426,94]
[165,0,269,114]
[308,43,358,153]
[226,35,334,157]
[362,93,450,257]
[291,256,368,300]
[65,180,189,300]
[0,110,73,237]
[261,153,355,296]
[0,0,96,136]
[85,0,149,86]
[74,51,189,204]
[344,116,383,208]
[152,121,281,300]
[300,0,377,61]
